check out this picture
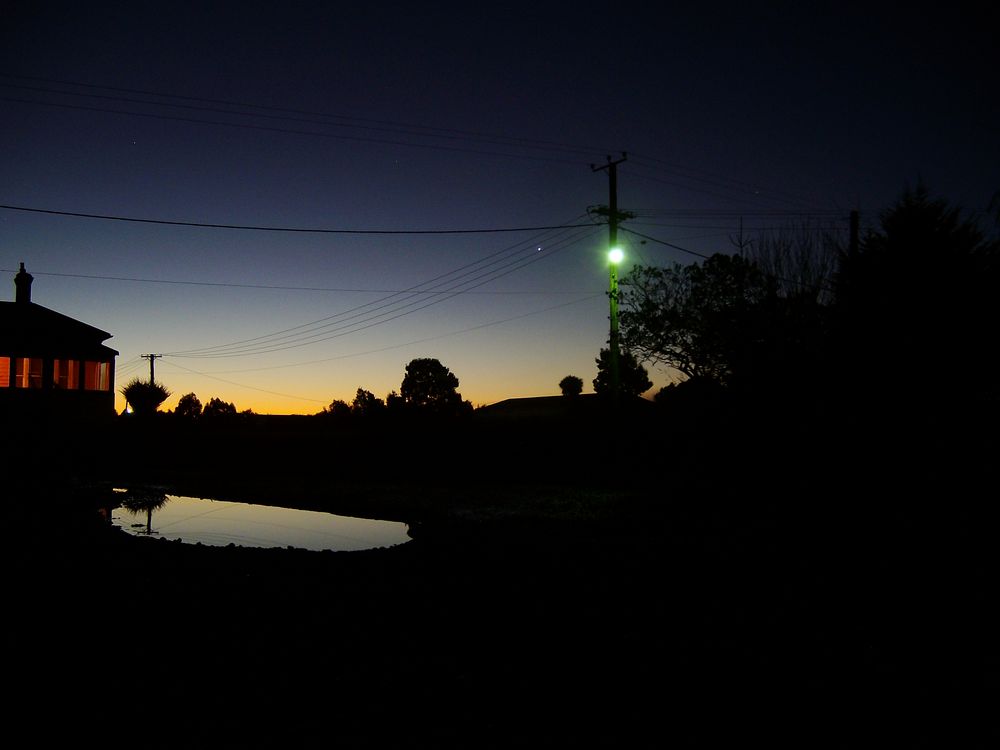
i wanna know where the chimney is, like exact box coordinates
[14,262,33,304]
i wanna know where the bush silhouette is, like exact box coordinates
[559,375,583,397]
[122,378,170,416]
[202,397,237,418]
[175,392,202,419]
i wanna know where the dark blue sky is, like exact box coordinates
[2,1,997,412]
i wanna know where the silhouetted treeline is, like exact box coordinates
[102,395,660,495]
[8,187,996,511]
[612,185,1000,503]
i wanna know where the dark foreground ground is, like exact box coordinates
[7,412,997,747]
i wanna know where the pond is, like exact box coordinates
[111,492,411,552]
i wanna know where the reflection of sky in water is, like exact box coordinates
[113,495,410,551]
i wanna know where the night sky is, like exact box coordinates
[3,2,997,414]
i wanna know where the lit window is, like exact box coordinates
[15,357,43,388]
[84,361,110,391]
[0,357,9,388]
[53,359,80,390]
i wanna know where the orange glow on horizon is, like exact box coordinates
[117,378,665,416]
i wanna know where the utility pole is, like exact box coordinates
[141,354,162,384]
[591,152,628,405]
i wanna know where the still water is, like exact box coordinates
[112,493,411,551]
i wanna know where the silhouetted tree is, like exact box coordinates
[122,378,171,416]
[593,348,652,398]
[400,358,469,414]
[325,399,351,418]
[618,247,843,414]
[733,220,838,305]
[351,388,386,416]
[652,377,730,429]
[559,375,584,397]
[202,397,237,418]
[834,184,1000,407]
[175,392,202,419]
[619,253,770,386]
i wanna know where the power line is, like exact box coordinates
[624,165,757,206]
[124,289,603,406]
[620,228,712,260]
[629,208,850,216]
[628,152,824,211]
[619,227,837,294]
[115,357,146,379]
[4,85,832,217]
[625,163,821,212]
[154,292,603,405]
[165,225,600,358]
[631,221,849,231]
[1,81,611,159]
[150,292,603,412]
[159,359,327,404]
[163,221,587,357]
[0,73,622,158]
[165,293,604,375]
[0,267,591,295]
[0,204,592,235]
[0,95,590,166]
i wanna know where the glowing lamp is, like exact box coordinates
[608,247,624,265]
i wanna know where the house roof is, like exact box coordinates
[477,395,593,419]
[0,300,118,358]
[476,394,656,420]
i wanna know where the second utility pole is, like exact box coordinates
[141,353,162,384]
[592,152,628,406]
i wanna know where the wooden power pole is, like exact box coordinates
[141,353,162,384]
[591,152,628,405]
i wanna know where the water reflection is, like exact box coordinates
[118,488,170,535]
[112,493,410,552]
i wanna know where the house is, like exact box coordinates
[475,394,598,420]
[476,393,654,420]
[0,263,118,421]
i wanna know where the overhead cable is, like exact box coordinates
[0,203,592,235]
[164,219,589,356]
[166,225,600,358]
[0,73,622,157]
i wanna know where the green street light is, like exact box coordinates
[592,153,628,411]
